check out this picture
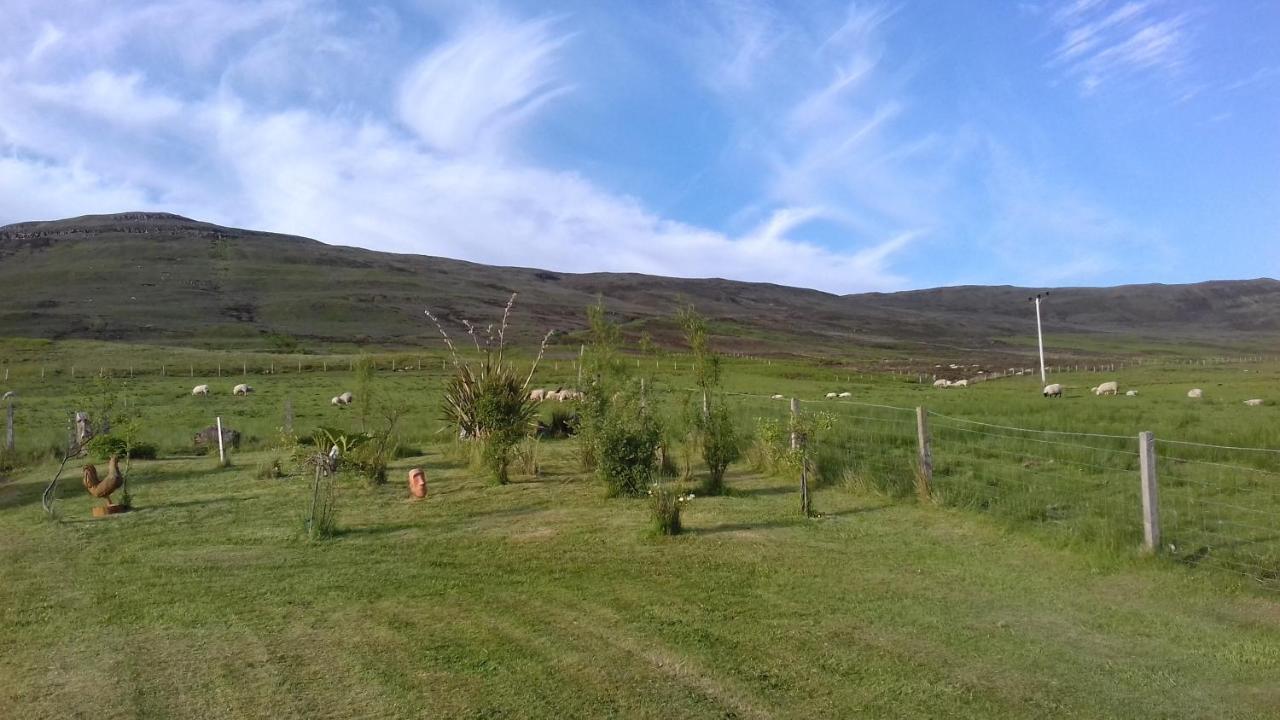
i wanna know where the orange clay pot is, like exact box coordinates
[408,468,427,499]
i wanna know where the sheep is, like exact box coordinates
[338,391,353,405]
[1187,388,1203,399]
[770,394,785,400]
[933,379,950,388]
[191,384,210,396]
[951,379,968,388]
[529,388,547,402]
[838,391,852,398]
[825,392,838,399]
[1125,390,1138,397]
[1244,398,1264,407]
[1042,383,1062,398]
[331,396,343,406]
[233,383,254,396]
[1093,381,1118,396]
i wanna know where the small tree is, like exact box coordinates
[677,303,738,494]
[428,294,551,485]
[577,299,662,495]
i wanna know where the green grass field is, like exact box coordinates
[3,340,1280,717]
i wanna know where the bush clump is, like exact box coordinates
[648,483,693,536]
[85,434,157,461]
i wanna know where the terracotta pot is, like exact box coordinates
[408,468,427,499]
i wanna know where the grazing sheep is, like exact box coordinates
[338,391,353,405]
[1043,383,1063,398]
[331,396,343,406]
[1125,390,1138,397]
[932,379,950,388]
[1093,381,1119,396]
[529,388,547,402]
[837,391,852,398]
[191,384,210,396]
[825,392,838,399]
[233,383,254,396]
[1244,398,1264,407]
[1187,388,1203,399]
[770,394,785,400]
[950,379,968,388]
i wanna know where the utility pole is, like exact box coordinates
[1030,292,1049,384]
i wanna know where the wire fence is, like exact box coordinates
[729,391,1280,591]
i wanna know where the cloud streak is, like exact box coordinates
[1046,0,1192,94]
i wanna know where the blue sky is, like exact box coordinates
[0,0,1276,293]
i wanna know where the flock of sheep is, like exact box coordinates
[190,383,254,396]
[1037,381,1265,405]
[528,388,583,402]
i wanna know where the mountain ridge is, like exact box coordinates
[2,212,1277,357]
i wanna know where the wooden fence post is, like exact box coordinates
[5,401,14,452]
[1139,430,1160,553]
[915,407,933,502]
[791,397,810,517]
[216,416,226,465]
[283,398,294,435]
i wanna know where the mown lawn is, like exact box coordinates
[3,444,1278,719]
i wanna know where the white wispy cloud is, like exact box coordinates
[397,13,571,155]
[0,0,916,293]
[1046,0,1192,94]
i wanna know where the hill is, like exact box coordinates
[2,212,1278,358]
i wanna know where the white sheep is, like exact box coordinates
[1043,383,1062,398]
[951,379,968,388]
[771,394,785,400]
[838,391,852,398]
[933,379,950,388]
[1093,381,1118,396]
[331,396,343,406]
[338,391,353,405]
[529,388,547,402]
[1187,388,1203,399]
[233,383,254,396]
[825,392,838,399]
[1125,390,1138,397]
[1244,398,1264,407]
[191,384,210,396]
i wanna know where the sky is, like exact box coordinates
[0,0,1277,294]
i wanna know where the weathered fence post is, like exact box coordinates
[283,398,294,435]
[5,401,14,452]
[791,398,810,517]
[216,416,226,465]
[915,407,933,502]
[1139,430,1160,553]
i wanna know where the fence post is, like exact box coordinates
[1139,431,1160,553]
[216,416,226,465]
[915,407,933,502]
[5,401,14,452]
[283,398,294,435]
[791,397,810,517]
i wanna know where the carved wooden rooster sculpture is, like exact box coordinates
[82,455,124,509]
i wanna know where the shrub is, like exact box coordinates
[85,434,157,461]
[256,457,286,480]
[514,436,540,477]
[699,402,740,495]
[429,294,552,485]
[595,399,662,497]
[648,483,693,536]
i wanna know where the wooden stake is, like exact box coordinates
[216,416,226,465]
[915,407,933,502]
[1139,431,1160,553]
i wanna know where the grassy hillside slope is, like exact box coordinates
[3,212,1278,357]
